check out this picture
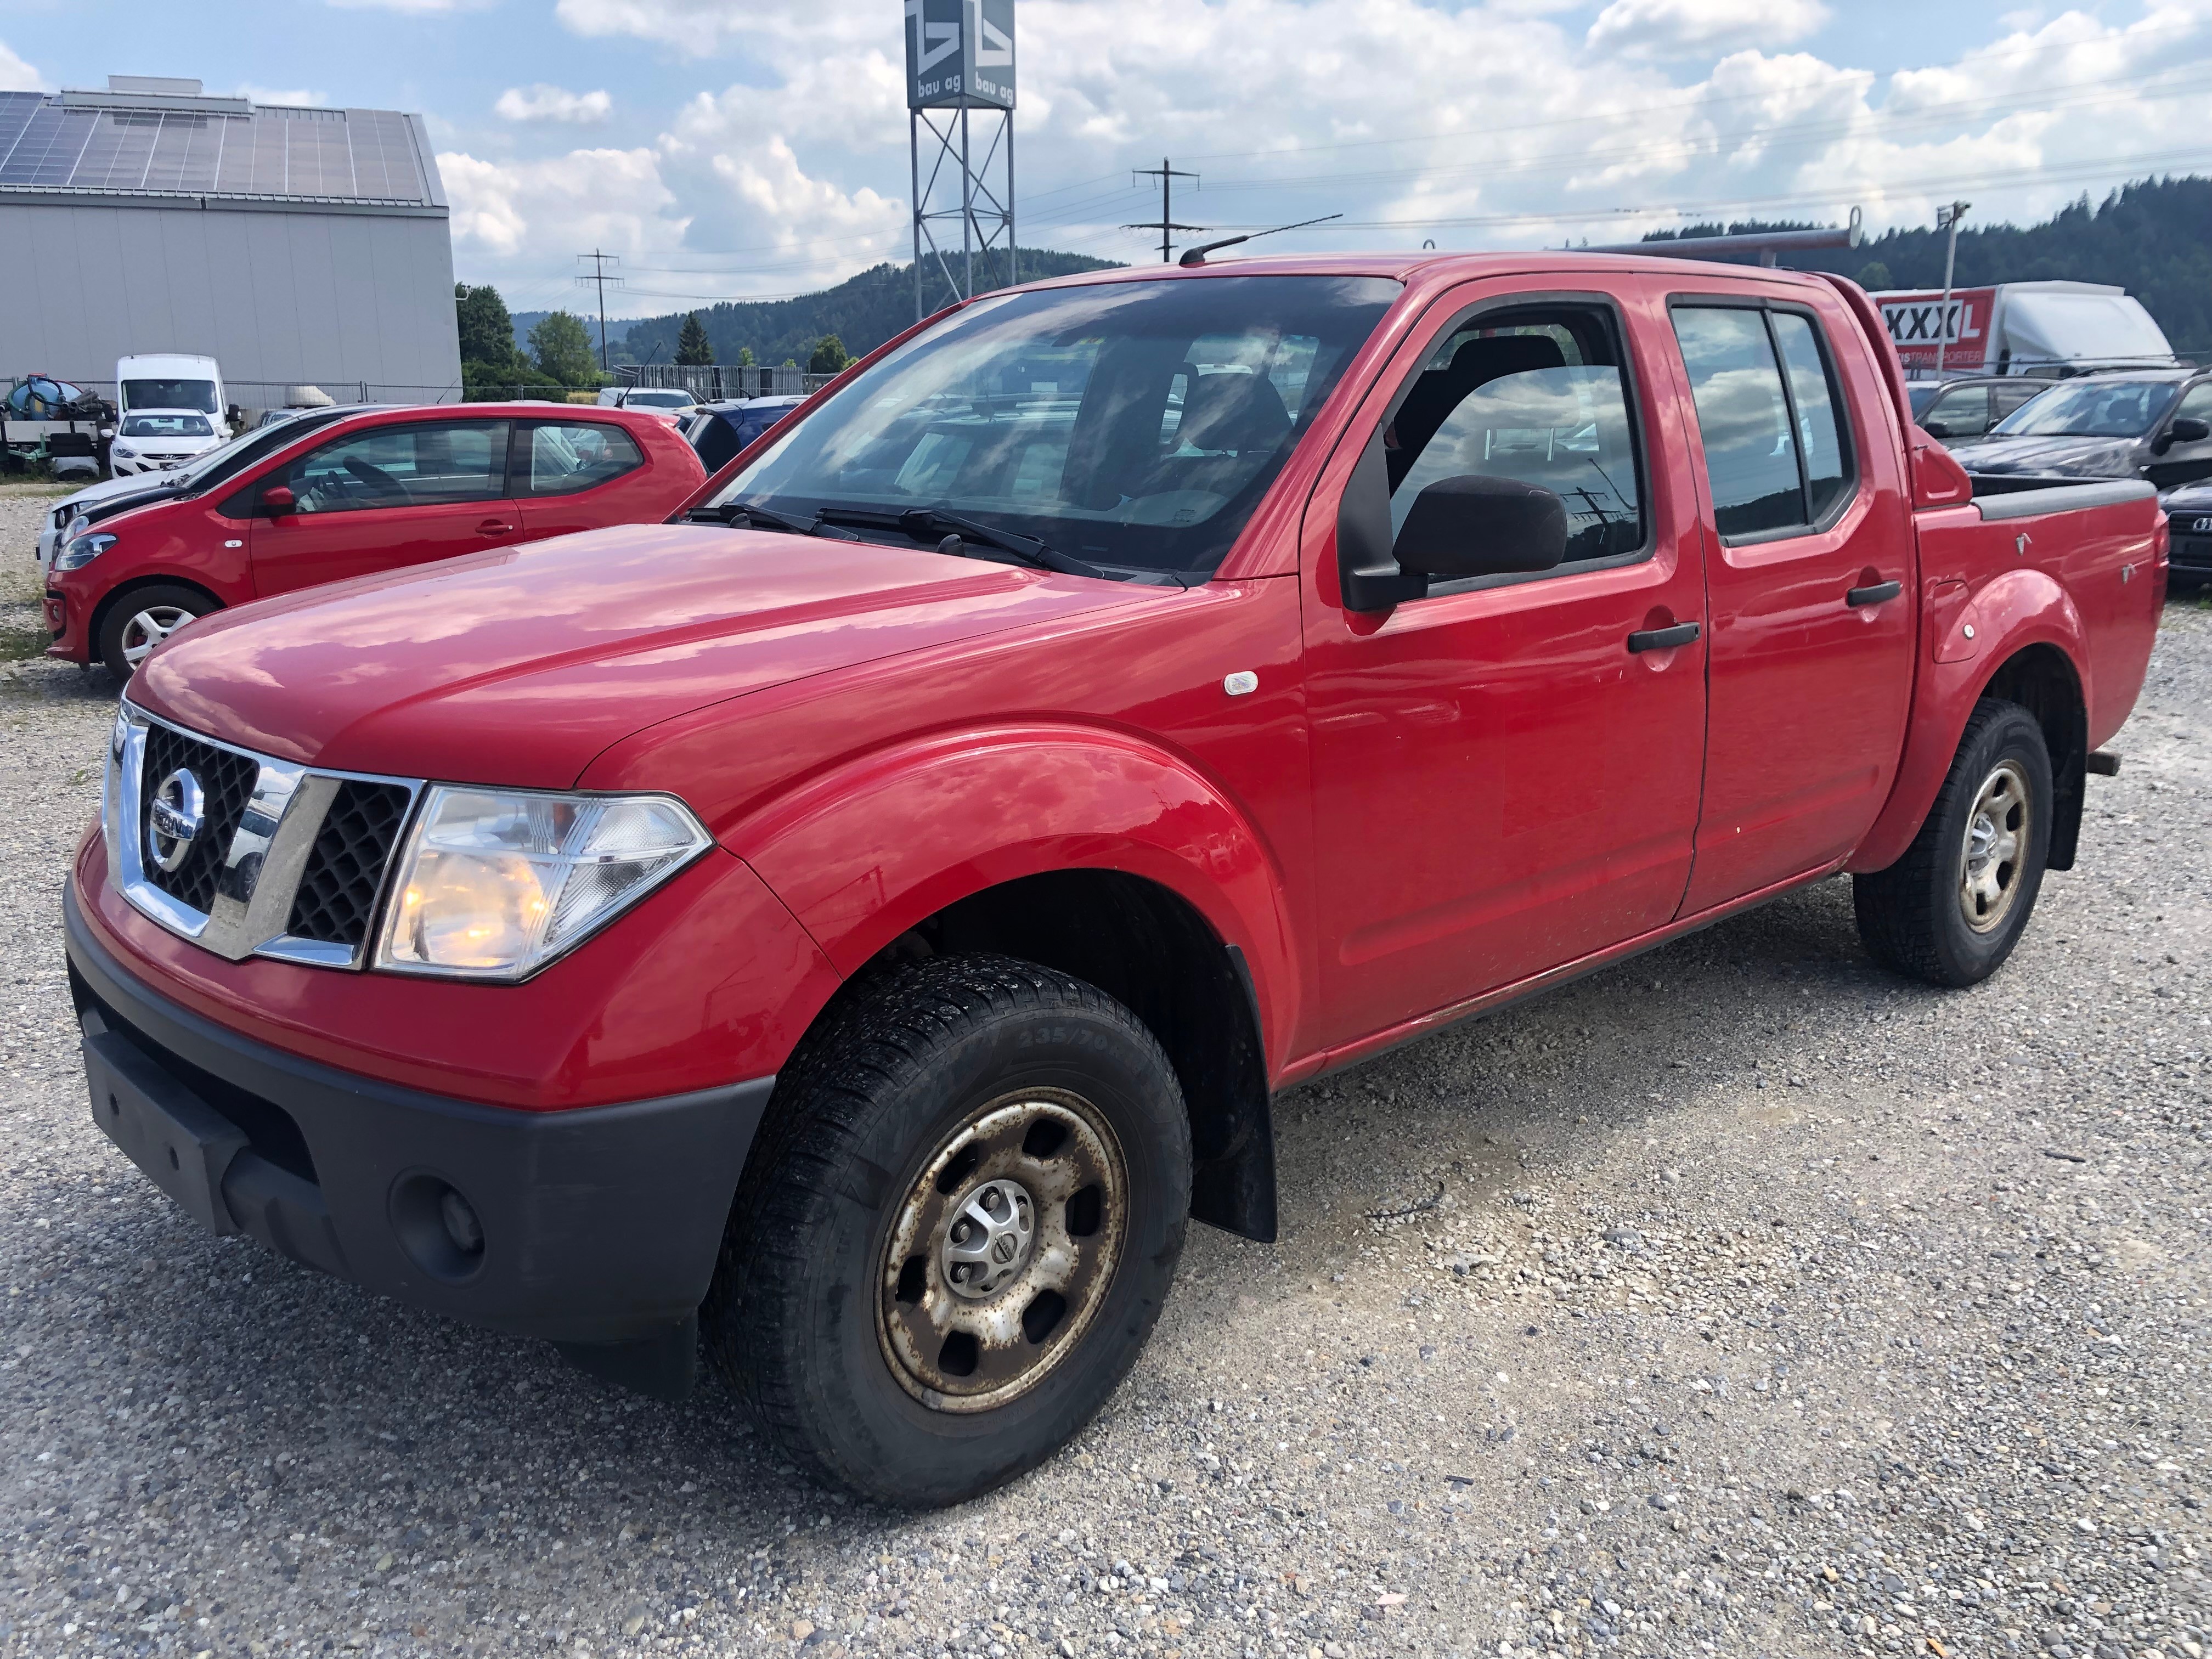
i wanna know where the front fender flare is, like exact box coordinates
[725,724,1304,1072]
[1849,568,2089,875]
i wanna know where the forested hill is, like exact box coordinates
[1640,176,2212,357]
[617,248,1123,368]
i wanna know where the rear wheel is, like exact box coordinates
[705,955,1189,1506]
[98,584,216,678]
[1854,697,2053,987]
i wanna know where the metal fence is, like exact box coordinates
[620,364,836,399]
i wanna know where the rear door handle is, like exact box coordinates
[1627,621,1700,652]
[1846,580,1903,607]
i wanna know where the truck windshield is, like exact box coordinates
[710,274,1401,575]
[122,378,219,415]
[121,414,213,438]
[1993,380,2177,438]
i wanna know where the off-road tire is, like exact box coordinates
[98,583,216,679]
[1854,697,2053,988]
[704,954,1190,1506]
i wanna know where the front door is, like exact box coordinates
[1302,279,1709,1052]
[1665,291,1916,915]
[251,419,517,597]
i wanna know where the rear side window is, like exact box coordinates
[1672,304,1856,540]
[522,421,645,496]
[1921,384,1991,438]
[281,421,511,513]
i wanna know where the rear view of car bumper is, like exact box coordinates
[66,884,772,1380]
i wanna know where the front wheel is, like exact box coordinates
[98,584,216,678]
[705,955,1190,1506]
[1854,697,2053,987]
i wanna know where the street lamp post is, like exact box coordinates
[1934,201,1970,377]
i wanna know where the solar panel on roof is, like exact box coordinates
[0,88,435,205]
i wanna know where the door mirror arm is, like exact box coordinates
[1336,431,1427,613]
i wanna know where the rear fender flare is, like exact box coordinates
[1849,568,2089,875]
[727,724,1302,1070]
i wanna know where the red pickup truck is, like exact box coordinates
[67,253,2164,1506]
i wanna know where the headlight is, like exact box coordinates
[373,787,712,981]
[111,445,137,459]
[64,514,89,540]
[55,532,117,571]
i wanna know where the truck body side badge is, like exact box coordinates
[1222,670,1258,697]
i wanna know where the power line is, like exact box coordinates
[1125,158,1205,264]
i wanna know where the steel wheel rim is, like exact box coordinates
[120,605,195,666]
[877,1088,1127,1414]
[1957,758,2031,934]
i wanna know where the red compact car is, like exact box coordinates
[43,404,705,676]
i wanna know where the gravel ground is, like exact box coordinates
[1,483,2207,1659]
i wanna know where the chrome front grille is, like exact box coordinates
[103,702,424,970]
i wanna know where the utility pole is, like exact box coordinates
[1126,157,1204,264]
[575,251,623,375]
[1934,201,1970,377]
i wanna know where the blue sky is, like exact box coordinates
[5,1,2207,320]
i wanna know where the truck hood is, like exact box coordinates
[1949,432,2142,478]
[134,523,1151,787]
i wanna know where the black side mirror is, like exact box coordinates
[1392,473,1568,581]
[2169,417,2210,445]
[1922,420,1953,439]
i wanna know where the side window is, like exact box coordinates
[283,421,510,514]
[1993,382,2046,420]
[1672,305,1855,540]
[1922,384,1991,437]
[2173,381,2212,427]
[523,421,645,496]
[1385,307,1645,567]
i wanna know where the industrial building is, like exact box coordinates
[0,75,460,412]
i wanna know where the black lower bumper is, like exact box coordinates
[2170,534,2212,576]
[65,884,774,1389]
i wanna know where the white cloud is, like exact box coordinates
[1586,0,1831,58]
[441,145,683,266]
[436,0,2212,317]
[495,84,614,123]
[0,38,46,92]
[326,0,487,11]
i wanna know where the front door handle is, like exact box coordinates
[1847,580,1903,607]
[1627,621,1700,653]
[476,518,515,535]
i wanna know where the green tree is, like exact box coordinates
[528,311,600,387]
[675,313,715,366]
[455,283,520,370]
[808,334,852,375]
[737,346,756,367]
[1854,261,1894,291]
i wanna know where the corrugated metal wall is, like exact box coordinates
[0,200,461,409]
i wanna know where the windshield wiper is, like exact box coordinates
[895,506,1108,580]
[704,500,860,539]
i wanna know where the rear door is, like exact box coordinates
[2146,379,2212,490]
[1665,289,1916,915]
[1301,277,1709,1050]
[250,419,518,597]
[513,419,652,541]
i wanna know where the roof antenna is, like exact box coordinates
[1180,212,1344,268]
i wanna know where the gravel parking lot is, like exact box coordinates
[2,484,2207,1659]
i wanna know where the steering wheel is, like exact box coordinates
[343,455,405,499]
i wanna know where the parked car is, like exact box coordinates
[69,254,2162,1508]
[686,394,807,472]
[42,404,703,676]
[1948,368,2212,491]
[1906,375,2055,442]
[2158,479,2212,589]
[107,410,227,477]
[33,405,360,575]
[596,386,698,422]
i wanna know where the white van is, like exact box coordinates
[111,353,230,476]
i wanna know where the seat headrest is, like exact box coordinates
[1177,370,1292,454]
[1446,334,1568,388]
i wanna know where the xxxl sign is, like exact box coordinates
[905,0,1016,111]
[1877,287,1996,371]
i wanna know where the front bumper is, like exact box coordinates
[2169,531,2212,577]
[66,882,773,1363]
